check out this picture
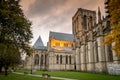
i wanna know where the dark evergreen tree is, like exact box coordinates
[0,0,33,75]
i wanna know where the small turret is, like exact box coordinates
[98,7,101,23]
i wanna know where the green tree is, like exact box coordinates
[0,43,21,75]
[0,0,33,75]
[104,0,120,56]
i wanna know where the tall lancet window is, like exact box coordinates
[56,55,59,64]
[90,16,93,28]
[45,55,47,65]
[41,55,44,65]
[69,56,72,64]
[66,55,68,64]
[108,44,113,62]
[83,15,87,30]
[60,55,62,64]
[34,54,39,65]
[95,42,99,62]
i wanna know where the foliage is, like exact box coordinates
[104,23,120,56]
[104,0,120,56]
[108,0,120,24]
[0,0,33,56]
[0,0,33,75]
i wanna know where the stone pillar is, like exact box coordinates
[79,47,81,71]
[43,54,45,69]
[112,42,120,64]
[63,55,66,70]
[87,41,95,71]
[39,54,41,69]
[48,52,54,71]
[71,54,75,70]
[105,45,109,62]
[97,37,107,72]
[81,45,86,71]
[76,48,80,70]
[72,49,76,70]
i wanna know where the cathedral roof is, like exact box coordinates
[49,31,74,42]
[33,36,47,50]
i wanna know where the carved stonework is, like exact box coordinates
[72,8,120,73]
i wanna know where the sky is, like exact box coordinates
[20,0,105,46]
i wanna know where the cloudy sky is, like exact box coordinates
[20,0,105,46]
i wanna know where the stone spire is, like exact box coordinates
[33,36,44,49]
[98,7,101,23]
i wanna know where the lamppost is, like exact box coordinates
[31,63,33,74]
[31,55,33,74]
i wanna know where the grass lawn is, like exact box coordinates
[0,73,55,80]
[16,69,120,80]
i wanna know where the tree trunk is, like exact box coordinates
[0,66,2,73]
[4,66,8,76]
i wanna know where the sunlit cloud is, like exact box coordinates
[20,0,105,46]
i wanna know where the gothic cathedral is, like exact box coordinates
[24,1,120,73]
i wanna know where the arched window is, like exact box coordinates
[56,55,59,64]
[34,54,39,65]
[95,42,99,62]
[64,43,68,47]
[41,55,43,65]
[83,15,87,30]
[69,56,71,64]
[90,16,93,28]
[108,44,113,62]
[45,55,47,65]
[55,43,60,46]
[66,55,68,64]
[60,55,62,64]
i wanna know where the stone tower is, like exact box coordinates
[72,8,96,71]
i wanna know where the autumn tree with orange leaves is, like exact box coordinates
[104,0,120,56]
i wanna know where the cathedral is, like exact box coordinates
[25,31,75,71]
[24,1,120,73]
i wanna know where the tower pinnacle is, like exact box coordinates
[98,7,101,23]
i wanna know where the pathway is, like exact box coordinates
[13,72,77,80]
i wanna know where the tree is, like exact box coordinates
[0,43,21,75]
[0,0,33,75]
[104,0,120,56]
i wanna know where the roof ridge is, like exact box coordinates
[50,31,72,35]
[49,31,74,42]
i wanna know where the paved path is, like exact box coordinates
[13,72,77,80]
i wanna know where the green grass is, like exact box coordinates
[16,69,31,73]
[16,69,120,80]
[0,73,55,80]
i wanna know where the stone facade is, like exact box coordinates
[72,8,120,73]
[47,31,75,70]
[24,49,47,70]
[24,32,75,71]
[24,5,120,74]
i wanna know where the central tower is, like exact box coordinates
[72,8,96,41]
[72,8,96,71]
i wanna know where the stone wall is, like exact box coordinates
[107,64,120,75]
[48,51,75,71]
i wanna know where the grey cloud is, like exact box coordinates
[29,0,103,31]
[27,0,105,30]
[27,0,68,17]
[22,0,105,45]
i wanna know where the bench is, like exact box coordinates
[42,74,50,78]
[24,72,28,75]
